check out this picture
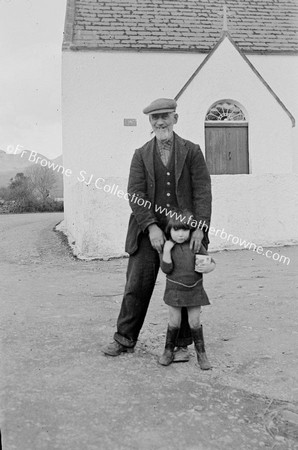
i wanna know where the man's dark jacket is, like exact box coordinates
[125,133,212,254]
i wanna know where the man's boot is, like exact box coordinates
[191,325,212,370]
[158,325,180,366]
[102,340,134,356]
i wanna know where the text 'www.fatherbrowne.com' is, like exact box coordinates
[18,148,290,265]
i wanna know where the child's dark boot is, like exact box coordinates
[191,325,212,370]
[158,325,180,366]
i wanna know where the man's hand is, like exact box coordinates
[148,224,165,253]
[163,240,175,252]
[189,228,204,253]
[162,239,175,263]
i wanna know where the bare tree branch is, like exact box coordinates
[25,165,58,202]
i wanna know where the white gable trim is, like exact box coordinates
[63,0,76,50]
[175,32,295,127]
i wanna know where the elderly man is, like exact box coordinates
[102,98,212,360]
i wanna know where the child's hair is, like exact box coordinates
[165,208,196,238]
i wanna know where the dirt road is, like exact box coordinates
[1,213,298,449]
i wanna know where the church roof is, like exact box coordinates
[63,0,298,54]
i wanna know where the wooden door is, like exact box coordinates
[205,122,249,174]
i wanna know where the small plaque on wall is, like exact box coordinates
[124,119,137,126]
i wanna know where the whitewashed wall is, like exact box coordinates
[61,43,298,258]
[57,172,298,259]
[210,173,298,251]
[249,54,298,173]
[174,37,295,174]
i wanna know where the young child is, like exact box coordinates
[158,210,215,369]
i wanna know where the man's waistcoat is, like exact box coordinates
[154,144,178,230]
[125,133,212,255]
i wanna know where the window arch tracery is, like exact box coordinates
[205,101,246,121]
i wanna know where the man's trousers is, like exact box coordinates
[114,233,192,348]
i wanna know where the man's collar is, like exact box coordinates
[156,134,174,147]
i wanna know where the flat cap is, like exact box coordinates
[143,98,177,115]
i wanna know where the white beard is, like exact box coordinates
[154,128,171,142]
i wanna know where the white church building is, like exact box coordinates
[61,0,298,259]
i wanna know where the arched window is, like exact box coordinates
[205,100,249,174]
[205,101,246,122]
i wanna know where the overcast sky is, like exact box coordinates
[0,0,67,159]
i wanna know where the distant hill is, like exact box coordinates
[0,151,64,198]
